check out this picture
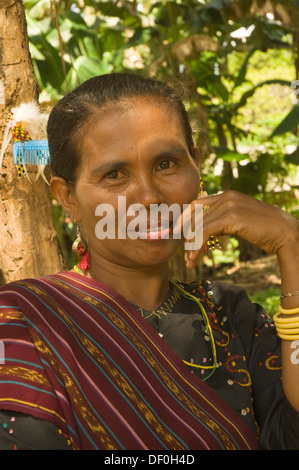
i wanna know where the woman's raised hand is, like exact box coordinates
[178,190,299,270]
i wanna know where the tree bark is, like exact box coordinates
[0,0,62,285]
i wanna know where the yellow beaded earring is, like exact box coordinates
[199,177,221,252]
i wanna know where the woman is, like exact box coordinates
[0,73,299,450]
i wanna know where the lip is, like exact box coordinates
[127,219,173,240]
[138,226,172,240]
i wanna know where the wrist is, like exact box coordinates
[276,227,299,309]
[273,304,299,341]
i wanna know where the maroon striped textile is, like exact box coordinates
[0,271,260,450]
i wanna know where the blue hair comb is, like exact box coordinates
[12,140,50,166]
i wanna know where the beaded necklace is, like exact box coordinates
[169,279,217,380]
[73,264,218,381]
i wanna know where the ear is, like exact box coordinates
[50,176,82,223]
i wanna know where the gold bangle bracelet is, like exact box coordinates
[273,313,299,326]
[273,312,299,340]
[274,319,299,328]
[276,332,299,341]
[278,304,299,315]
[276,326,299,335]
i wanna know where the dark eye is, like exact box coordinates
[158,160,171,170]
[104,169,119,179]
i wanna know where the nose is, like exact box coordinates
[132,174,164,208]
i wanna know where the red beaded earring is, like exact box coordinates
[72,225,90,272]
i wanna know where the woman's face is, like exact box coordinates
[69,98,200,270]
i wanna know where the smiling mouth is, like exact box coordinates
[141,225,172,239]
[127,220,173,240]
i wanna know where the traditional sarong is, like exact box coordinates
[0,271,259,450]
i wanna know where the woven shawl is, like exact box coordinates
[0,272,259,450]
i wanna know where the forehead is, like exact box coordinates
[93,96,181,128]
[79,98,186,153]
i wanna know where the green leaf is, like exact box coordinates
[206,0,229,10]
[28,41,46,61]
[95,1,142,29]
[285,146,299,165]
[237,79,292,110]
[29,33,66,90]
[232,48,257,90]
[214,146,247,162]
[63,56,113,91]
[128,27,156,47]
[271,105,299,137]
[63,10,88,29]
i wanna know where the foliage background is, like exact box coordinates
[24,0,299,314]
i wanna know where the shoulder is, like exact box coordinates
[177,278,264,326]
[0,271,70,298]
[177,278,253,309]
[207,280,256,315]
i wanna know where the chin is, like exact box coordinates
[94,237,183,269]
[129,239,182,266]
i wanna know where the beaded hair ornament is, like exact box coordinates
[0,102,50,183]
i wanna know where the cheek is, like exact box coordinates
[81,195,121,242]
[174,171,200,204]
[74,189,102,233]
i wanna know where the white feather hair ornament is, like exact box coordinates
[0,101,50,183]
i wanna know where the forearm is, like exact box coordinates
[277,236,299,412]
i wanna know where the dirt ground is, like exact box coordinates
[203,254,281,296]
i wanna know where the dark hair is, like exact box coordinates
[47,73,196,182]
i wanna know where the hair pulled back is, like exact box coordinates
[47,73,196,182]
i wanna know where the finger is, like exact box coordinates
[173,192,219,236]
[184,197,224,268]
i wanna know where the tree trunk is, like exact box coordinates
[0,0,62,285]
